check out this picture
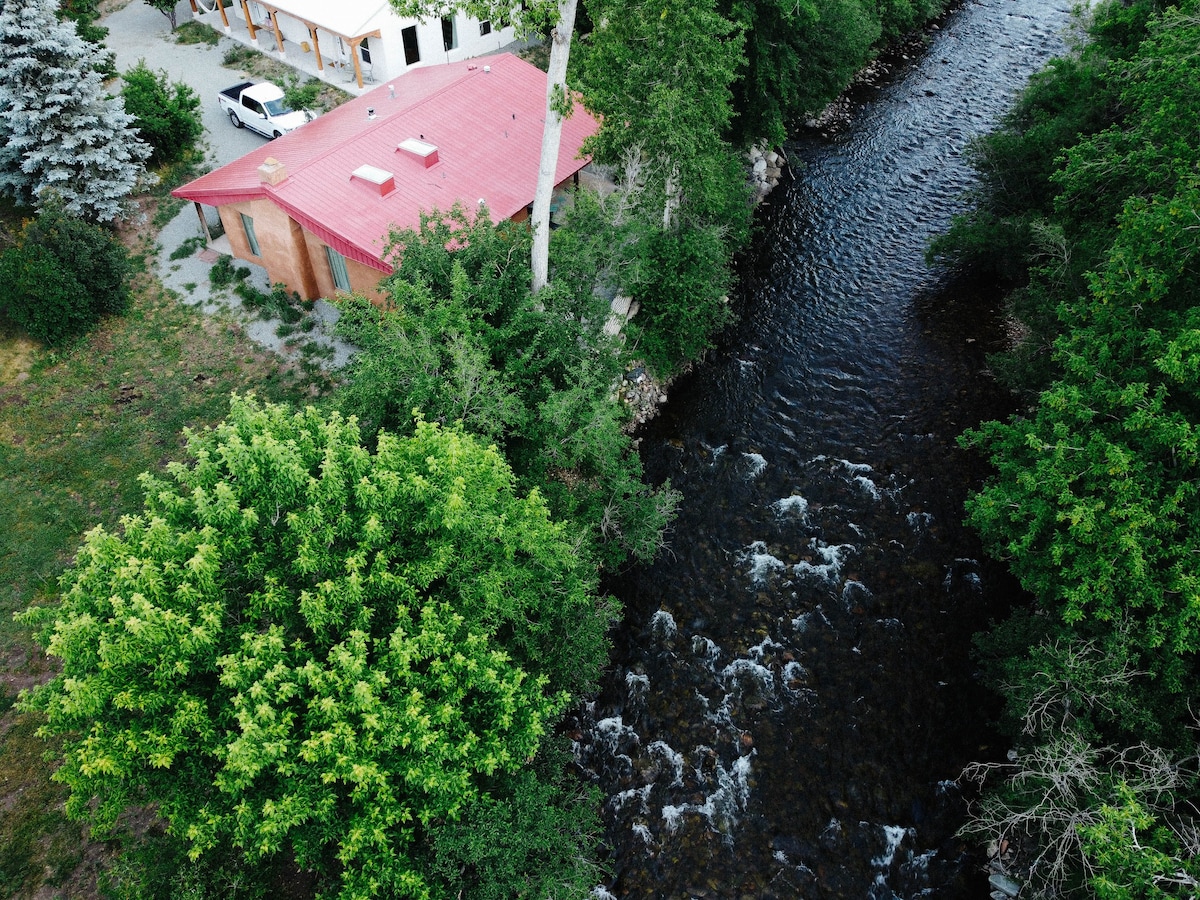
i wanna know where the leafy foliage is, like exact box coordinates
[625,223,734,372]
[938,2,1200,895]
[723,0,875,145]
[335,204,679,568]
[717,0,951,145]
[0,0,150,221]
[20,395,612,900]
[1079,785,1200,900]
[121,61,204,167]
[927,0,1168,394]
[575,0,748,230]
[142,0,178,30]
[420,739,604,900]
[0,200,131,344]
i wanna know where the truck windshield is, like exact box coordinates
[263,98,292,116]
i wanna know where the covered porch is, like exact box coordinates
[188,0,382,93]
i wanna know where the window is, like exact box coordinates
[401,25,420,65]
[359,36,371,65]
[441,15,457,51]
[479,19,491,36]
[325,245,351,292]
[240,213,261,256]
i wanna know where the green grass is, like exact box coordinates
[174,19,221,46]
[0,716,85,898]
[0,290,326,650]
[0,211,332,898]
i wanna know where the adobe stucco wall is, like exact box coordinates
[301,229,388,303]
[218,199,388,303]
[218,198,318,297]
[214,173,584,307]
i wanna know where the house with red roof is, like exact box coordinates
[172,53,598,302]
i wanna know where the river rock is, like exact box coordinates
[989,873,1021,898]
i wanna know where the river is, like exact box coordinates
[573,1,1072,896]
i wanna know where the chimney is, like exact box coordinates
[257,156,287,186]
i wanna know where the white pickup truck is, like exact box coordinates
[218,81,308,139]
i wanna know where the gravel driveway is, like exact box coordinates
[104,0,268,167]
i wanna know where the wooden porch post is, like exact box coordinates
[241,0,258,41]
[217,0,230,29]
[192,202,212,244]
[349,37,365,89]
[268,9,284,53]
[307,24,324,71]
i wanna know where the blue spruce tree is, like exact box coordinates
[0,0,150,222]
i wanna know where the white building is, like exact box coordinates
[188,0,519,91]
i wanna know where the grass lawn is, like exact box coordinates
[0,195,332,898]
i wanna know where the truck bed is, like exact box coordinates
[219,81,255,101]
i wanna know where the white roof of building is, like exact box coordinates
[265,0,389,37]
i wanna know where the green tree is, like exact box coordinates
[722,0,877,146]
[962,177,1200,665]
[575,0,746,230]
[941,5,1200,896]
[121,60,203,166]
[20,395,613,900]
[336,204,679,568]
[0,199,131,344]
[143,0,179,30]
[388,0,579,294]
[0,0,149,222]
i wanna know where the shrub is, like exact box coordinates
[281,73,322,114]
[0,201,130,345]
[629,223,733,373]
[208,255,247,289]
[120,60,203,166]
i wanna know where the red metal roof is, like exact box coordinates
[173,53,598,273]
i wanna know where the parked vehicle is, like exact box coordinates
[218,81,308,138]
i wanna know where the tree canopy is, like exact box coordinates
[0,198,132,344]
[335,203,680,569]
[20,395,613,900]
[0,0,149,221]
[933,1,1200,895]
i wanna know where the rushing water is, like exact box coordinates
[573,1,1073,896]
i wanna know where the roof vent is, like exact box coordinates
[351,164,395,196]
[397,138,439,168]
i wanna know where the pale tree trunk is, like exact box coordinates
[530,0,577,295]
[662,163,680,230]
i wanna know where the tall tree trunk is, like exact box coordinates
[662,163,680,230]
[530,0,577,295]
